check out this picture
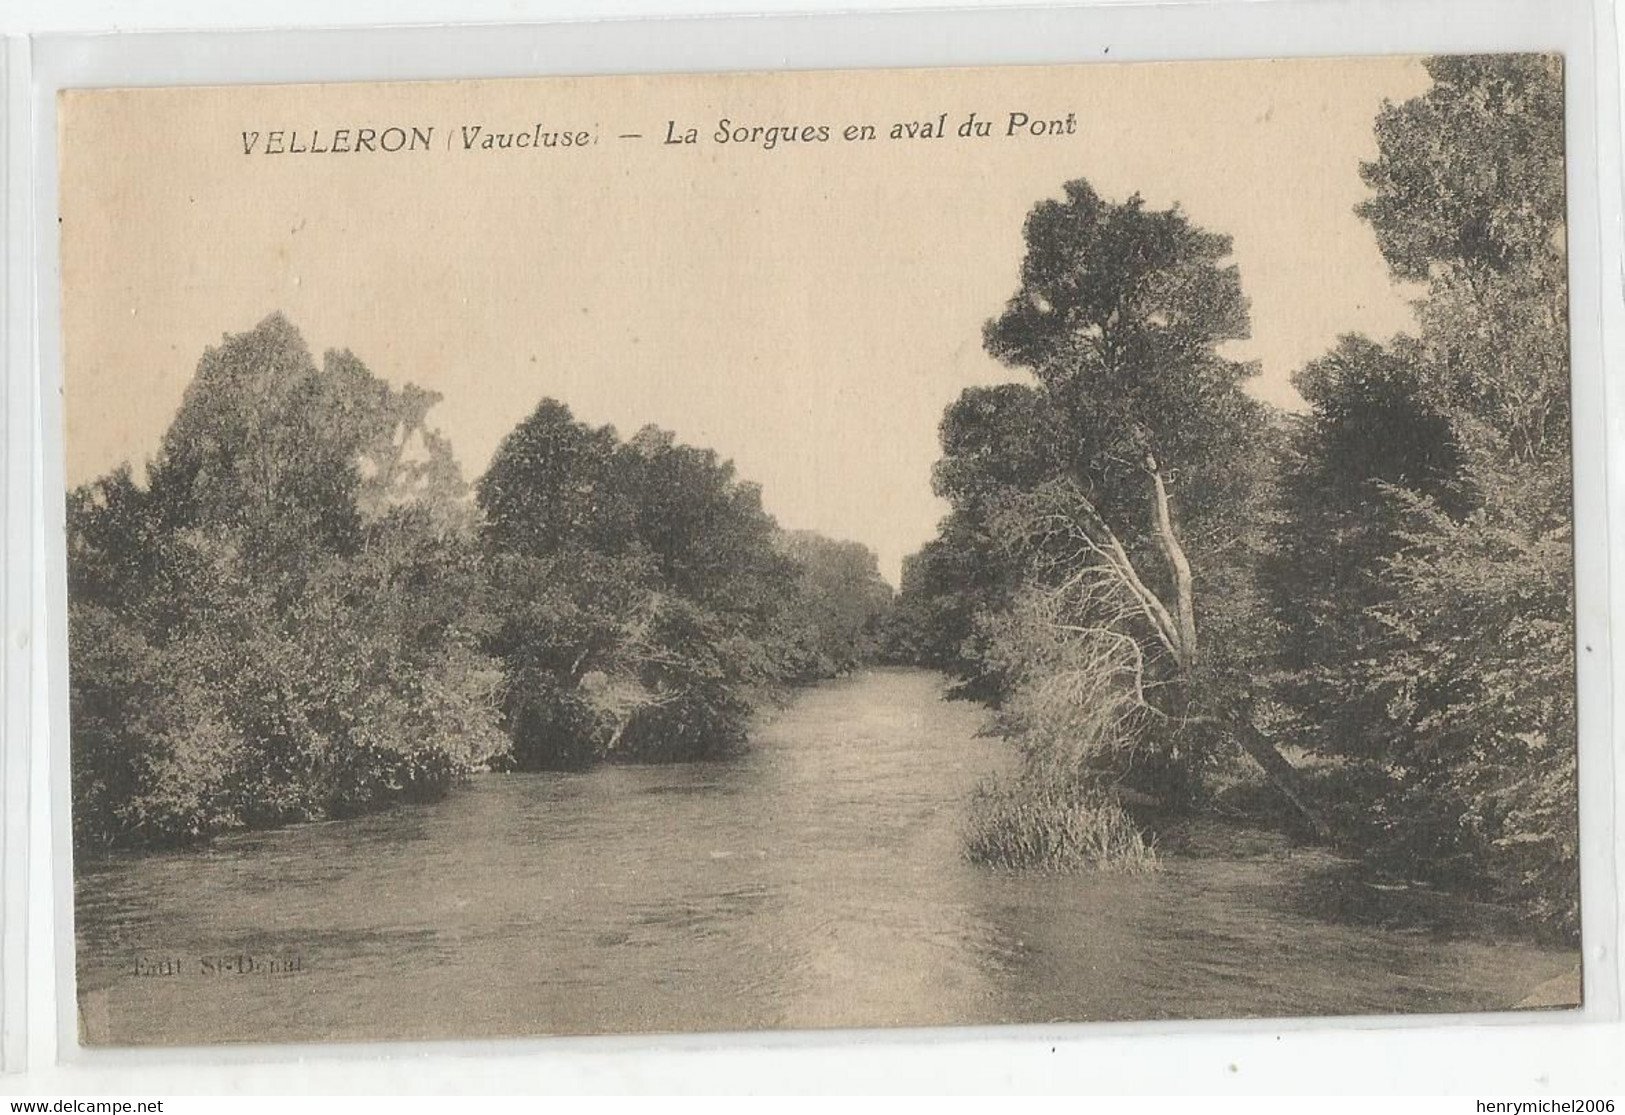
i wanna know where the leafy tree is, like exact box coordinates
[1271,334,1462,760]
[900,385,1064,693]
[916,179,1309,824]
[476,398,633,557]
[482,546,664,768]
[69,314,506,848]
[981,181,1261,546]
[1279,54,1576,930]
[68,601,239,846]
[774,530,895,679]
[618,426,797,631]
[477,399,804,769]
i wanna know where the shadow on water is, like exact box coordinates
[1285,856,1548,945]
[1148,803,1559,946]
[74,668,1581,1045]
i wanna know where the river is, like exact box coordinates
[74,668,1579,1045]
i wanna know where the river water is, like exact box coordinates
[74,668,1579,1046]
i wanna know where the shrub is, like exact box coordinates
[68,316,508,849]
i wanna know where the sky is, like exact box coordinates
[60,57,1431,585]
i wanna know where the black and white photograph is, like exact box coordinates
[55,53,1583,1047]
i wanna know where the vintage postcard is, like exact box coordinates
[57,56,1581,1047]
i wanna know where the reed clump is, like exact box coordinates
[964,775,1158,872]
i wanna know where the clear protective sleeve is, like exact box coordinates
[4,34,37,1078]
[3,0,1622,1092]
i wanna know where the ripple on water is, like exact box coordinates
[74,668,1581,1045]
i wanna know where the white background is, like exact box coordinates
[2,0,1623,1096]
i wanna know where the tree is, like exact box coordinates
[1279,54,1576,930]
[905,385,1066,694]
[982,180,1262,548]
[476,398,633,556]
[774,530,894,679]
[69,314,506,848]
[618,425,797,632]
[477,399,802,769]
[1271,333,1462,762]
[931,179,1304,821]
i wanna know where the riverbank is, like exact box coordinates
[75,668,1579,1045]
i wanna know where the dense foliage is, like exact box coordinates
[70,55,1578,941]
[477,402,871,769]
[70,315,507,848]
[894,180,1284,860]
[773,530,895,681]
[896,55,1578,934]
[1274,55,1577,930]
[71,321,894,846]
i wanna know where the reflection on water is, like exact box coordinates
[74,668,1579,1046]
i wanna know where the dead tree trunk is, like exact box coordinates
[1140,458,1331,840]
[1145,455,1197,662]
[1014,472,1332,840]
[1232,720,1336,842]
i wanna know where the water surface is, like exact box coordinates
[75,668,1578,1045]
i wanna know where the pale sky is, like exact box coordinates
[60,58,1431,584]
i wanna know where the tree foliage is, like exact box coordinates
[73,316,898,846]
[773,530,895,680]
[909,179,1283,826]
[1276,54,1576,931]
[901,57,1575,922]
[477,399,888,769]
[874,178,1324,876]
[70,315,507,849]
